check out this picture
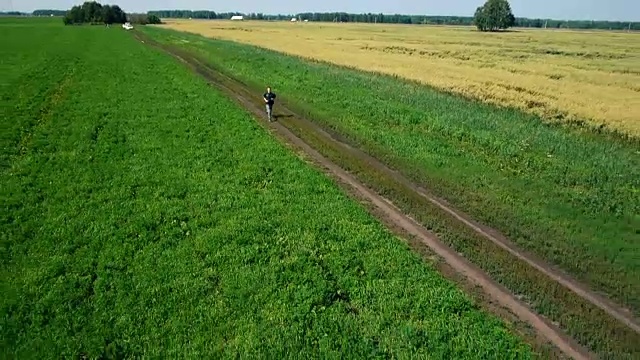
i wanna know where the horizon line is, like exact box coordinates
[8,8,640,24]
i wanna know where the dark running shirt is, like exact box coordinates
[264,92,276,105]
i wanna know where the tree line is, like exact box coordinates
[0,11,27,16]
[52,2,161,25]
[6,4,639,31]
[128,13,162,25]
[146,9,639,31]
[32,10,67,16]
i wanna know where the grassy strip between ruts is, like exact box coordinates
[137,26,640,358]
[141,26,640,316]
[0,19,534,358]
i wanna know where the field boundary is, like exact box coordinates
[153,19,640,144]
[132,30,600,359]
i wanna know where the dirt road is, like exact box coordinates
[133,30,636,359]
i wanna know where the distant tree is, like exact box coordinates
[101,5,115,24]
[90,2,104,23]
[474,0,515,31]
[147,14,161,24]
[128,13,162,25]
[63,5,83,25]
[474,7,489,31]
[109,5,127,23]
[62,1,127,25]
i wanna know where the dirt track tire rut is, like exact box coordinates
[133,31,608,359]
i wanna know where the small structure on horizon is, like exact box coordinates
[230,15,244,21]
[290,17,297,22]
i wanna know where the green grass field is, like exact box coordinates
[0,19,533,358]
[141,26,640,317]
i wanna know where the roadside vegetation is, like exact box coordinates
[1,18,534,358]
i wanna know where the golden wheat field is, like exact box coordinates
[161,19,640,136]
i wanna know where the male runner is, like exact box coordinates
[263,86,276,122]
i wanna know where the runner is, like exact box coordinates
[263,86,276,122]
